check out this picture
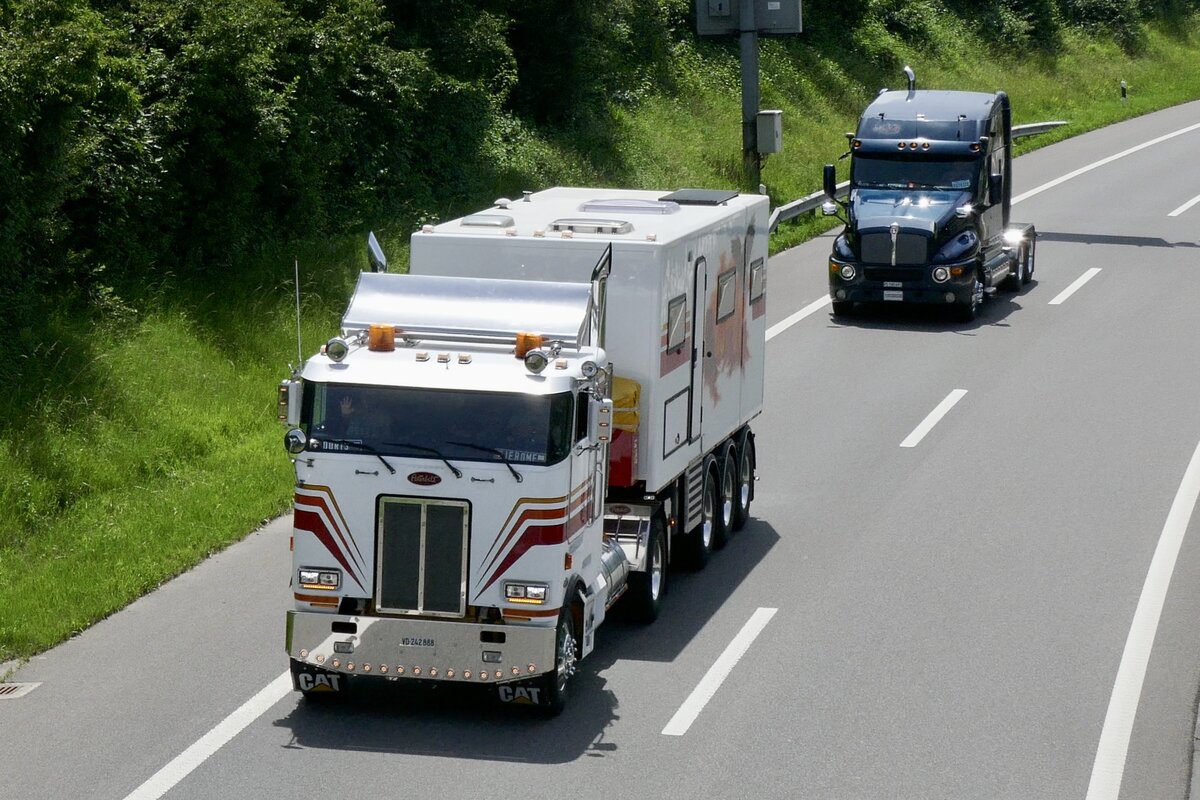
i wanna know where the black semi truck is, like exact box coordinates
[822,68,1036,321]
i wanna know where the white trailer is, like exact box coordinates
[281,187,768,713]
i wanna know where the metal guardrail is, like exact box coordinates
[768,120,1068,232]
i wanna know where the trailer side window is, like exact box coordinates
[716,269,737,322]
[666,294,687,351]
[749,258,765,303]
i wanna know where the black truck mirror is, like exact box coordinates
[989,175,1003,205]
[823,164,837,199]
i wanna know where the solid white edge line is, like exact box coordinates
[1013,122,1200,206]
[1168,193,1200,218]
[766,296,832,341]
[122,671,292,800]
[1086,436,1200,800]
[899,389,967,449]
[662,607,778,736]
[1048,267,1101,306]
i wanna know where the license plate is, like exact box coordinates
[883,290,903,301]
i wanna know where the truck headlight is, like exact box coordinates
[299,568,341,590]
[933,230,979,263]
[505,582,548,604]
[931,266,950,283]
[839,264,857,280]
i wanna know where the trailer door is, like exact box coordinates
[688,257,707,446]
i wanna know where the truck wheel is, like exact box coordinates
[289,658,348,703]
[683,464,720,569]
[732,436,754,532]
[1023,239,1036,284]
[955,277,981,322]
[713,448,737,549]
[626,515,666,623]
[1005,244,1029,291]
[538,607,578,717]
[831,300,853,317]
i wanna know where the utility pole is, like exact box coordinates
[695,1,802,191]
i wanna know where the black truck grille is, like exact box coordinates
[376,498,468,617]
[860,232,929,266]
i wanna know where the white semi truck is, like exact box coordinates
[280,187,768,713]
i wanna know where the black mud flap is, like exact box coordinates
[495,680,548,708]
[290,660,347,696]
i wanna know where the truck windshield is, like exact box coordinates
[852,154,980,192]
[301,383,575,466]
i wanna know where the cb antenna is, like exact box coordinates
[293,257,303,372]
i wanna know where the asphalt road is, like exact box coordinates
[5,100,1200,800]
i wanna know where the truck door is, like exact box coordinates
[688,257,707,446]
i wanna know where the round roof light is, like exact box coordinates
[325,337,350,363]
[524,350,549,374]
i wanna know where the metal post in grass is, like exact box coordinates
[694,1,802,190]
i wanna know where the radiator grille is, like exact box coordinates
[377,498,468,617]
[860,232,929,266]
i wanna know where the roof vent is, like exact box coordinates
[550,218,633,235]
[461,213,516,228]
[580,198,680,215]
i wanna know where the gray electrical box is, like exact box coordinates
[757,110,783,154]
[696,0,802,36]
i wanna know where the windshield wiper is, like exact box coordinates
[320,438,396,475]
[447,442,524,483]
[382,442,463,479]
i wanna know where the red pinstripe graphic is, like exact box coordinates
[294,488,365,567]
[293,487,365,588]
[476,482,593,595]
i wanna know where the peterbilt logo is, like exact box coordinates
[890,223,900,267]
[407,471,441,486]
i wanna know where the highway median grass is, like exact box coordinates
[3,12,1200,664]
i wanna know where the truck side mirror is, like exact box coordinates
[367,231,388,273]
[277,379,302,426]
[989,175,1003,205]
[589,397,614,444]
[823,164,838,200]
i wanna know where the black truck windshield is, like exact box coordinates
[301,383,575,466]
[852,154,980,192]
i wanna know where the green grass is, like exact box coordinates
[3,13,1200,663]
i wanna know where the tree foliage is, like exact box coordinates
[0,0,1189,332]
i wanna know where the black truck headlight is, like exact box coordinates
[838,264,857,280]
[931,266,951,283]
[934,230,979,263]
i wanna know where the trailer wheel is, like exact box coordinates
[713,448,737,549]
[732,435,754,532]
[683,464,720,569]
[625,514,666,623]
[538,607,578,717]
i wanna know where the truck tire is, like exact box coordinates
[955,276,982,322]
[625,515,666,623]
[713,447,737,549]
[538,607,578,717]
[732,434,755,532]
[682,463,721,569]
[1023,239,1036,284]
[1004,244,1028,291]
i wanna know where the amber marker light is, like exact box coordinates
[368,324,396,352]
[515,331,544,358]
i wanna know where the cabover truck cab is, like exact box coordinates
[822,71,1037,321]
[280,187,768,714]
